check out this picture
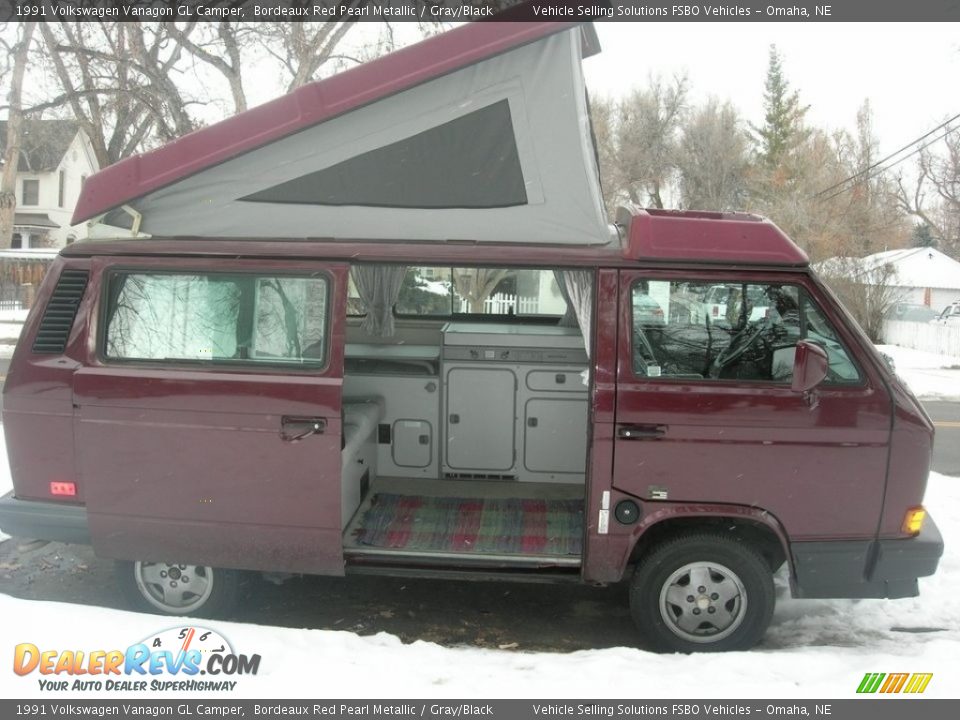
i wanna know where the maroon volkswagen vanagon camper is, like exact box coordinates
[0,18,943,653]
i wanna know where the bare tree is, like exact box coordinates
[37,22,164,168]
[676,98,749,212]
[614,76,688,209]
[167,22,251,114]
[819,259,904,342]
[896,127,960,256]
[589,76,687,211]
[452,268,511,313]
[0,22,36,249]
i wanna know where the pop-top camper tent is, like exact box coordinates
[73,19,610,245]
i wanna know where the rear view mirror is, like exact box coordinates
[791,340,828,393]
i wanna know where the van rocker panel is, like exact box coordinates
[791,514,943,599]
[0,493,90,545]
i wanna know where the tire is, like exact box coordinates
[629,532,775,653]
[116,560,239,618]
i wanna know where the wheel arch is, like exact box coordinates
[625,504,792,578]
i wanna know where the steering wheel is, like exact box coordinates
[709,319,769,378]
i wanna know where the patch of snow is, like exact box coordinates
[0,470,956,697]
[0,309,29,323]
[418,279,451,296]
[877,344,960,401]
[0,321,24,342]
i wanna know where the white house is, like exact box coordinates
[819,247,960,312]
[860,247,960,311]
[0,119,99,249]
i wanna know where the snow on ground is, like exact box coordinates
[0,314,24,360]
[0,466,956,698]
[878,344,960,401]
[0,433,10,541]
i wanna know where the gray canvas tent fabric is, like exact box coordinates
[102,29,609,245]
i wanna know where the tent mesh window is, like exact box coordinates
[241,100,527,209]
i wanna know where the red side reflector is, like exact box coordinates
[50,482,76,497]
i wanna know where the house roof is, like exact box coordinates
[819,247,960,290]
[0,120,80,173]
[13,212,61,229]
[72,17,605,248]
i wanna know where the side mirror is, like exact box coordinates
[791,340,829,393]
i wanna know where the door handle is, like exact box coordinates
[280,416,327,442]
[617,424,667,440]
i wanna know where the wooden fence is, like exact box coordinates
[882,319,960,357]
[0,251,57,310]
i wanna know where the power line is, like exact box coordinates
[815,112,960,199]
[819,122,959,204]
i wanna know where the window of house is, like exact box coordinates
[104,272,329,366]
[630,279,861,384]
[11,233,22,249]
[58,170,66,208]
[22,179,39,206]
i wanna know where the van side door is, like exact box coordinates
[73,258,347,575]
[613,270,892,543]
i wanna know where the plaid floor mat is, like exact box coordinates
[355,493,584,556]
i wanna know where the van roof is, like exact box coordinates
[63,207,809,268]
[72,17,609,246]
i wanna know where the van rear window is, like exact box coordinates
[103,272,328,366]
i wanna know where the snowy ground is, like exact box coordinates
[0,309,27,360]
[878,344,960,401]
[0,334,958,698]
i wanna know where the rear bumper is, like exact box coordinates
[791,514,943,599]
[0,492,90,544]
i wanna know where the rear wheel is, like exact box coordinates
[630,533,774,652]
[116,561,239,617]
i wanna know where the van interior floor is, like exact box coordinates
[343,478,584,568]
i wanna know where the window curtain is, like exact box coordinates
[554,269,593,357]
[554,270,578,328]
[351,265,407,337]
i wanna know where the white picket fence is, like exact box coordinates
[882,319,960,357]
[457,292,540,315]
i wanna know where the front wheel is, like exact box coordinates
[630,533,775,652]
[116,561,239,617]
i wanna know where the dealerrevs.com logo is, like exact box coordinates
[13,626,260,692]
[856,672,933,694]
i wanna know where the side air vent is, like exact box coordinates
[32,270,89,354]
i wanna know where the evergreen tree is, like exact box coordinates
[752,45,809,168]
[912,223,936,248]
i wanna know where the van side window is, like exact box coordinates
[347,265,567,318]
[104,273,328,365]
[631,280,861,384]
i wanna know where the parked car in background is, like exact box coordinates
[887,303,938,323]
[933,302,960,325]
[702,284,770,325]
